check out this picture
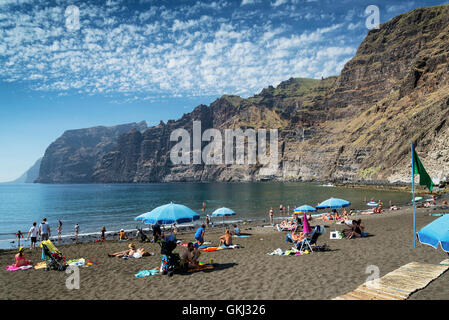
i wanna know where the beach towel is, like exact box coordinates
[34,261,47,270]
[233,235,250,238]
[187,263,214,272]
[220,244,241,249]
[6,265,33,271]
[67,258,85,267]
[199,247,223,252]
[135,268,160,278]
[267,248,284,256]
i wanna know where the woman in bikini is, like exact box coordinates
[14,247,32,267]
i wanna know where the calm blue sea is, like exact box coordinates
[0,182,413,249]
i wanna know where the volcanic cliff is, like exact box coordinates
[36,5,449,185]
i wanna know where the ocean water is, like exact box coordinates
[0,182,413,249]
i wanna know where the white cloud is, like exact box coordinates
[0,0,358,100]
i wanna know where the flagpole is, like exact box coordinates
[411,141,416,248]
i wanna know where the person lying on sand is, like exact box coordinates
[219,229,233,246]
[108,243,153,258]
[14,247,32,267]
[180,242,200,270]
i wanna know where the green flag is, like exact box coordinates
[413,148,434,192]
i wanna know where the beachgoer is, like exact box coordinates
[27,222,38,250]
[119,229,128,241]
[269,207,274,225]
[57,220,62,242]
[219,229,233,246]
[74,224,80,243]
[432,195,436,206]
[202,202,206,213]
[194,223,206,245]
[205,214,210,228]
[180,242,199,269]
[285,227,305,243]
[279,204,284,215]
[153,223,161,242]
[101,226,106,241]
[109,243,135,257]
[38,218,50,241]
[443,200,448,206]
[233,224,240,236]
[173,223,178,237]
[14,247,32,267]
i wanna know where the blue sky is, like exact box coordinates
[1,0,448,182]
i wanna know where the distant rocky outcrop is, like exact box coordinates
[8,158,42,183]
[36,5,449,185]
[35,122,147,183]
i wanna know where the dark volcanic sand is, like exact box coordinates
[1,206,448,300]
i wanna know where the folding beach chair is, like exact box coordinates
[297,225,323,252]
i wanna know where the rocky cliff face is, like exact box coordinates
[36,122,147,183]
[8,158,42,183]
[37,5,449,185]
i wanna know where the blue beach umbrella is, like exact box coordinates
[367,201,379,207]
[316,197,351,209]
[135,202,200,225]
[294,205,317,213]
[417,214,449,252]
[212,207,236,230]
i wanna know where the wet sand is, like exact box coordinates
[1,205,448,300]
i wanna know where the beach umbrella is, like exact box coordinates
[134,202,200,225]
[366,201,379,207]
[294,205,317,213]
[316,197,351,209]
[417,214,449,252]
[212,207,236,230]
[302,213,312,234]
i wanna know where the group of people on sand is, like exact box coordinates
[269,204,293,225]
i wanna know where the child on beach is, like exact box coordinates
[27,222,38,250]
[74,224,80,243]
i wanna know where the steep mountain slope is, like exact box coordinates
[6,158,42,183]
[36,122,147,183]
[36,5,449,184]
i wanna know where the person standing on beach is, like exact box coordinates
[279,204,284,216]
[38,218,50,241]
[101,226,106,242]
[74,224,80,243]
[57,220,62,243]
[269,207,274,225]
[205,214,210,228]
[27,222,38,250]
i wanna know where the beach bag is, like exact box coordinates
[330,231,343,239]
